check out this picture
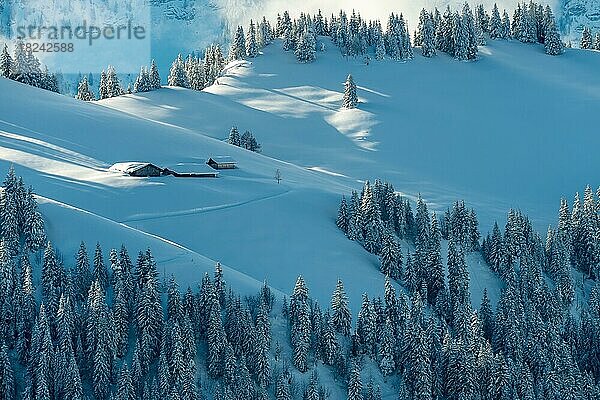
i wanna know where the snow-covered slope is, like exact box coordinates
[104,38,600,231]
[1,38,598,308]
[0,72,409,307]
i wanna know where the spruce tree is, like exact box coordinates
[347,362,363,400]
[290,276,310,372]
[230,26,247,60]
[246,20,259,58]
[133,67,151,93]
[0,343,14,400]
[295,29,316,63]
[75,76,95,101]
[149,60,162,89]
[106,65,122,98]
[544,8,563,55]
[581,26,593,49]
[336,196,349,233]
[117,363,135,400]
[331,279,351,336]
[0,44,13,78]
[490,4,502,39]
[93,243,108,292]
[342,74,358,109]
[99,70,109,100]
[168,54,189,88]
[228,127,241,146]
[421,12,436,57]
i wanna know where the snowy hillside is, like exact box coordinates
[1,35,599,307]
[1,15,600,398]
[103,38,600,232]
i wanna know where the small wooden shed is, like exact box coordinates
[207,156,237,170]
[109,162,164,177]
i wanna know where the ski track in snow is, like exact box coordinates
[122,188,292,222]
[38,194,282,296]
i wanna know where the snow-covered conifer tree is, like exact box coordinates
[331,279,351,336]
[228,127,241,146]
[246,20,259,58]
[380,231,401,279]
[230,26,247,60]
[290,276,310,372]
[544,7,563,55]
[168,54,189,88]
[489,4,502,39]
[347,362,363,400]
[501,10,511,38]
[93,243,108,292]
[336,196,349,233]
[295,29,316,63]
[106,65,122,98]
[342,74,358,109]
[581,26,593,49]
[133,67,151,93]
[75,76,95,101]
[0,44,13,78]
[149,60,161,89]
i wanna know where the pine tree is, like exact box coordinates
[149,60,162,89]
[228,126,241,146]
[479,288,494,340]
[581,26,593,49]
[246,20,259,58]
[168,54,189,88]
[16,256,36,364]
[427,213,445,304]
[133,67,151,93]
[41,242,60,305]
[99,70,109,100]
[136,250,163,367]
[502,10,511,38]
[447,239,470,319]
[378,317,396,376]
[342,74,358,109]
[0,175,19,255]
[331,279,351,336]
[117,363,135,400]
[375,31,386,60]
[93,243,108,292]
[421,12,437,57]
[0,343,14,400]
[336,196,349,233]
[0,44,13,78]
[207,298,224,378]
[490,4,502,39]
[356,293,376,356]
[347,362,363,400]
[75,75,95,101]
[544,8,563,55]
[106,65,122,98]
[275,374,292,400]
[230,26,247,60]
[380,230,401,279]
[295,29,316,63]
[290,276,310,372]
[456,3,478,61]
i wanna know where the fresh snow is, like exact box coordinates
[1,38,599,310]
